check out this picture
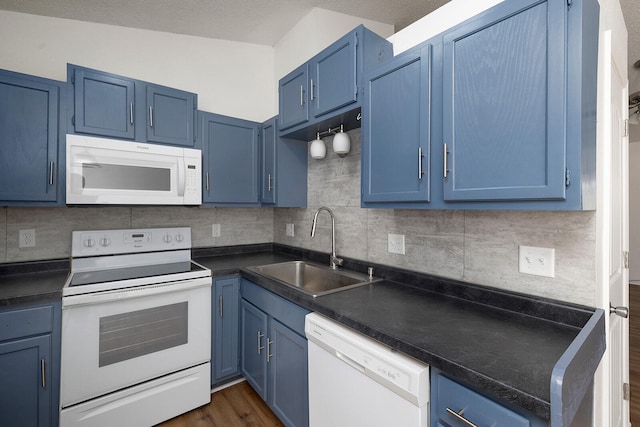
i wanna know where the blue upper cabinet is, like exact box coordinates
[310,31,357,118]
[279,64,309,131]
[361,0,599,210]
[261,117,308,207]
[200,111,260,206]
[73,69,135,140]
[442,0,567,202]
[361,43,432,206]
[146,84,196,147]
[278,25,392,141]
[0,70,64,205]
[69,64,197,148]
[261,118,277,205]
[435,0,599,209]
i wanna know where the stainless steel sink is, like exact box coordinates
[247,261,378,297]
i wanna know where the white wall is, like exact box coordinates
[274,8,393,80]
[0,10,276,122]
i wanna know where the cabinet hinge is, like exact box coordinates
[567,0,572,7]
[71,74,75,85]
[565,169,571,187]
[624,251,630,269]
[355,32,359,48]
[71,115,75,126]
[624,382,631,401]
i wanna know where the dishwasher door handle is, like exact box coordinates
[335,351,365,374]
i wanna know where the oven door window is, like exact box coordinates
[99,302,188,367]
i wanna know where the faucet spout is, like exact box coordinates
[310,207,343,269]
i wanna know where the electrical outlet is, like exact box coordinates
[212,224,221,237]
[19,229,36,248]
[388,234,405,255]
[286,223,295,237]
[519,245,555,278]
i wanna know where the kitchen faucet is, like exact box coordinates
[310,207,343,269]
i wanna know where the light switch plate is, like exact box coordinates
[388,234,405,255]
[212,224,221,237]
[519,245,555,278]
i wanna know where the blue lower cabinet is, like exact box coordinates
[240,279,310,427]
[0,302,61,427]
[430,368,546,427]
[212,276,240,386]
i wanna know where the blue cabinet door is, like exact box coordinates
[201,112,260,205]
[269,319,309,427]
[442,0,567,202]
[0,335,51,427]
[261,118,277,204]
[362,44,431,204]
[311,31,357,118]
[212,276,240,384]
[279,64,309,131]
[146,85,196,147]
[73,68,135,139]
[240,299,268,400]
[0,71,59,202]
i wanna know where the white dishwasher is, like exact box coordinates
[305,312,429,427]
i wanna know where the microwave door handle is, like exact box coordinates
[177,158,186,196]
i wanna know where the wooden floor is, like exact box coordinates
[631,284,640,426]
[156,381,284,427]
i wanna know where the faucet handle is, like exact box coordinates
[331,255,344,268]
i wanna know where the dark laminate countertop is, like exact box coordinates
[0,259,68,307]
[0,244,604,424]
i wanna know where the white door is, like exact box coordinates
[595,24,630,427]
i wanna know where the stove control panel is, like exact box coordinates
[72,227,192,256]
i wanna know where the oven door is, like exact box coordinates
[60,277,211,408]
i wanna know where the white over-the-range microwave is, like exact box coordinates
[66,134,202,205]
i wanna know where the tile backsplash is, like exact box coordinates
[273,129,597,307]
[0,129,596,306]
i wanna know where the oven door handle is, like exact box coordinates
[62,277,211,308]
[177,158,186,197]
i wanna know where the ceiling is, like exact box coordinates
[0,0,449,46]
[0,0,638,96]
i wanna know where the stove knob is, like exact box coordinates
[100,238,111,247]
[84,238,96,248]
[175,234,184,243]
[163,234,172,243]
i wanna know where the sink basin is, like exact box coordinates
[247,261,378,297]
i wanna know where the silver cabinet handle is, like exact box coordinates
[41,359,46,388]
[267,173,272,192]
[130,102,134,124]
[257,331,264,354]
[149,106,153,128]
[310,79,315,101]
[418,147,424,180]
[267,338,274,362]
[443,143,449,178]
[445,408,478,427]
[49,161,54,186]
[206,173,210,192]
[219,295,223,318]
[610,304,629,318]
[300,85,304,106]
